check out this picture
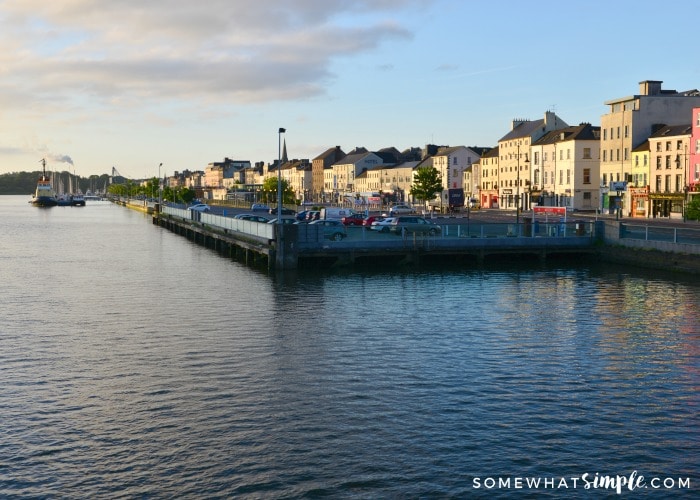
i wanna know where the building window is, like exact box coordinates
[583,168,591,184]
[634,156,639,167]
[656,142,662,152]
[644,154,647,166]
[666,141,671,151]
[559,150,563,160]
[559,170,563,184]
[656,157,662,169]
[656,175,662,192]
[566,149,570,160]
[583,148,591,159]
[677,140,683,150]
[603,150,607,161]
[566,169,571,184]
[624,125,629,138]
[603,129,607,140]
[665,175,671,192]
[666,156,671,169]
[602,173,607,186]
[617,127,620,139]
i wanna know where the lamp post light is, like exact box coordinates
[516,141,521,227]
[277,128,286,224]
[158,163,163,210]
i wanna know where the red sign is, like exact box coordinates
[533,206,566,216]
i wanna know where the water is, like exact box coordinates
[1,196,698,498]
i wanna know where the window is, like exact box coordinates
[635,156,639,167]
[666,156,671,169]
[677,140,683,150]
[602,173,607,186]
[559,150,563,160]
[559,170,563,184]
[624,125,629,138]
[603,129,607,140]
[643,154,647,166]
[566,169,571,184]
[583,168,591,184]
[583,148,591,159]
[656,142,662,152]
[655,175,662,192]
[616,149,620,161]
[603,150,607,162]
[566,149,570,160]
[617,127,620,139]
[666,141,671,151]
[534,152,539,165]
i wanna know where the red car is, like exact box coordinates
[362,215,384,227]
[341,213,366,226]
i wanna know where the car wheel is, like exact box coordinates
[381,227,389,233]
[331,232,344,241]
[428,228,437,236]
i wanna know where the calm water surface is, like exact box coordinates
[1,196,698,498]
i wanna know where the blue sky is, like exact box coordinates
[1,0,698,178]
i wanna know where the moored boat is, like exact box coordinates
[30,159,58,207]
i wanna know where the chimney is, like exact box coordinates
[639,80,663,96]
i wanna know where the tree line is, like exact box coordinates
[0,171,111,195]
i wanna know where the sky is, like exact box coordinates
[1,0,699,179]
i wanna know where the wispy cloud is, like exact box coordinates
[0,0,424,113]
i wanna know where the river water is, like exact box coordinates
[1,195,698,498]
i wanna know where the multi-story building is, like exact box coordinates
[479,146,499,208]
[630,140,650,217]
[530,123,600,211]
[599,80,700,215]
[498,111,568,212]
[312,146,345,202]
[689,107,700,208]
[648,124,691,218]
[330,150,391,202]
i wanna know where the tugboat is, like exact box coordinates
[30,159,58,207]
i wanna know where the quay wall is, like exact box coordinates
[597,220,700,275]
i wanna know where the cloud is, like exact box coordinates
[0,0,422,112]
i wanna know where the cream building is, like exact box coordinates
[599,80,700,215]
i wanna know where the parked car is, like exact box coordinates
[362,215,383,227]
[308,219,347,241]
[296,210,313,222]
[306,210,321,222]
[385,204,414,216]
[234,214,270,223]
[388,216,441,236]
[370,217,396,232]
[267,217,297,225]
[251,203,270,211]
[342,213,367,226]
[269,206,296,216]
[187,203,211,212]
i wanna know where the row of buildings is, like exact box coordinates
[165,80,700,218]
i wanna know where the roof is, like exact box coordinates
[649,124,692,138]
[532,123,600,145]
[499,119,545,142]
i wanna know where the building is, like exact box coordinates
[530,123,600,211]
[629,140,650,217]
[312,146,345,203]
[498,111,569,212]
[647,124,691,218]
[479,146,499,208]
[599,80,700,215]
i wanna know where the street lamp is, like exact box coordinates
[158,163,163,210]
[277,128,286,224]
[516,141,522,227]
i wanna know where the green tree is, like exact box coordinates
[261,176,294,204]
[686,196,700,221]
[410,166,443,206]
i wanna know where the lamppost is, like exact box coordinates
[277,128,286,224]
[158,163,163,210]
[516,141,521,227]
[676,144,688,222]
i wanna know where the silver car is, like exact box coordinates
[388,216,441,236]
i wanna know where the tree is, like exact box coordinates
[261,176,295,204]
[686,196,700,221]
[410,166,443,206]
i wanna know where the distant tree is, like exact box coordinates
[410,167,443,206]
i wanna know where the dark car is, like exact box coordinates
[269,206,296,216]
[341,213,366,226]
[306,210,321,222]
[308,219,347,241]
[388,216,441,236]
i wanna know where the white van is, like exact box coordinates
[320,207,356,220]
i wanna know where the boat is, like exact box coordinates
[30,159,58,207]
